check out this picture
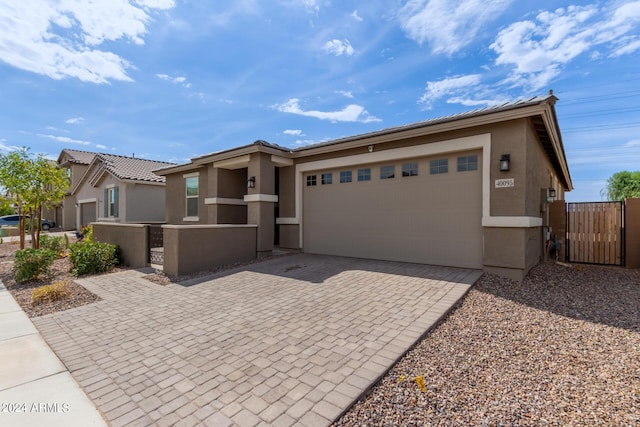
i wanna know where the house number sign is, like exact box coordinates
[495,178,515,188]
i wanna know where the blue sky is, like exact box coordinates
[1,0,639,202]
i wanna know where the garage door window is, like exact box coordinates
[380,165,395,179]
[402,162,418,177]
[340,171,352,183]
[357,168,371,181]
[321,173,332,185]
[306,175,317,186]
[457,155,478,172]
[430,159,448,174]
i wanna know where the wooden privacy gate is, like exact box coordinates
[567,202,624,266]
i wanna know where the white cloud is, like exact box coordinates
[95,144,108,150]
[0,0,175,84]
[0,140,21,152]
[419,74,481,107]
[491,2,640,90]
[65,117,84,124]
[324,39,354,56]
[37,134,91,146]
[156,73,191,88]
[417,74,512,109]
[283,129,304,136]
[624,140,640,148]
[274,98,381,123]
[351,10,363,22]
[336,90,354,98]
[399,0,513,55]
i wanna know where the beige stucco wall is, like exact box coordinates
[125,183,166,223]
[278,166,296,218]
[162,225,257,276]
[164,167,208,224]
[93,223,149,268]
[59,161,90,230]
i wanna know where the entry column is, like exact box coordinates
[245,152,276,254]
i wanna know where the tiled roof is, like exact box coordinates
[60,148,98,165]
[94,154,176,183]
[60,148,176,184]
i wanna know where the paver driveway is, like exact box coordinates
[34,254,481,426]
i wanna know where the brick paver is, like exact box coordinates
[33,254,481,426]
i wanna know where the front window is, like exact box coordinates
[186,176,199,217]
[306,175,317,186]
[107,188,116,217]
[321,173,332,185]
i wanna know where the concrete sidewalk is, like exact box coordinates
[0,281,106,427]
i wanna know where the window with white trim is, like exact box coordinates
[340,171,352,183]
[106,187,118,217]
[306,175,317,186]
[321,173,332,185]
[186,176,199,217]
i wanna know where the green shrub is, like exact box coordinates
[13,248,57,282]
[69,241,118,276]
[32,280,70,304]
[80,225,93,242]
[39,235,67,254]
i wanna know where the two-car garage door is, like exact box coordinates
[302,151,483,269]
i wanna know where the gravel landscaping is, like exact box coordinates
[0,241,103,317]
[335,262,640,426]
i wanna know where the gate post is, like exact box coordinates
[548,200,567,262]
[626,198,640,269]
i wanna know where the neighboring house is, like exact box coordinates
[155,93,573,280]
[58,149,175,230]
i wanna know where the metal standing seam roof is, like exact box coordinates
[290,95,555,152]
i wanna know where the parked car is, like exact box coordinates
[0,215,55,230]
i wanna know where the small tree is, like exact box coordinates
[0,149,31,249]
[24,156,68,248]
[0,148,69,249]
[0,195,15,216]
[602,171,640,201]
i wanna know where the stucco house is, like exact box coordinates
[57,149,175,230]
[154,93,572,280]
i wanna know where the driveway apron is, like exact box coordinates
[33,254,481,426]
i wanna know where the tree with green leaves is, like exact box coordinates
[0,148,69,249]
[602,171,640,201]
[0,195,15,216]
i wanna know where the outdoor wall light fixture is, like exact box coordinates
[74,203,78,208]
[499,154,510,172]
[547,188,556,203]
[247,176,256,189]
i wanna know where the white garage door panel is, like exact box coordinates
[303,154,483,269]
